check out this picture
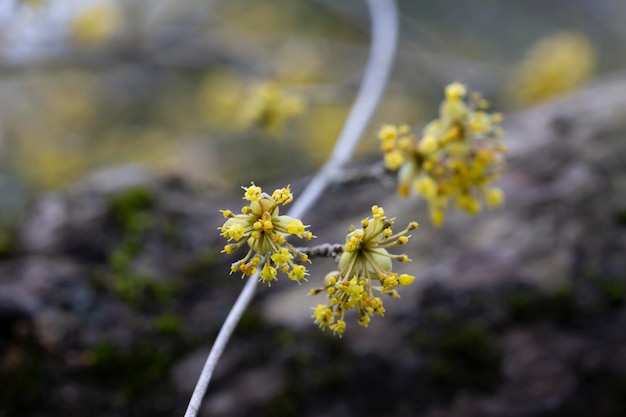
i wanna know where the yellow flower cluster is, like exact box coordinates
[379,82,506,227]
[310,206,418,336]
[220,183,314,285]
[237,82,304,137]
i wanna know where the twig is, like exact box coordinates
[183,1,398,416]
[330,161,396,189]
[296,243,344,261]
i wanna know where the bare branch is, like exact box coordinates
[296,243,344,261]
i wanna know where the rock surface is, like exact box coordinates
[1,78,626,417]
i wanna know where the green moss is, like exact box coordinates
[108,226,144,288]
[234,308,264,337]
[87,341,174,400]
[184,250,219,279]
[413,333,432,350]
[431,358,452,382]
[112,273,142,303]
[546,285,576,324]
[272,329,295,347]
[506,288,537,321]
[89,342,120,377]
[112,273,178,305]
[438,323,500,365]
[147,280,178,302]
[615,208,626,227]
[597,277,626,307]
[108,187,156,230]
[0,349,44,415]
[284,350,314,372]
[414,321,502,393]
[120,345,172,399]
[260,388,302,417]
[106,187,180,307]
[160,219,182,244]
[423,308,453,325]
[110,248,133,272]
[312,365,348,392]
[0,226,16,259]
[153,313,182,335]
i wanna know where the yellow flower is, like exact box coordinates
[287,219,307,238]
[243,183,263,201]
[260,263,278,285]
[419,135,439,154]
[378,125,399,142]
[219,183,315,285]
[399,274,415,286]
[272,185,294,205]
[310,206,418,335]
[377,83,507,226]
[384,150,404,171]
[445,82,467,99]
[288,265,308,282]
[312,304,334,329]
[330,319,346,337]
[485,188,505,208]
[430,209,445,227]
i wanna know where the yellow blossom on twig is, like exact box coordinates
[219,183,315,285]
[378,82,507,226]
[310,206,418,336]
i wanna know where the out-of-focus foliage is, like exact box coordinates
[70,1,123,46]
[196,70,242,129]
[507,31,596,105]
[0,0,623,195]
[236,81,305,138]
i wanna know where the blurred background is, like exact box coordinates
[0,0,622,200]
[1,1,626,417]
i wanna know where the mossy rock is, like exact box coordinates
[596,276,626,307]
[545,285,576,325]
[615,208,626,228]
[153,313,183,335]
[108,187,156,230]
[86,341,175,400]
[414,321,502,395]
[0,223,17,259]
[506,286,540,321]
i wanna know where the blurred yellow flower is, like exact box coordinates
[196,71,242,128]
[237,81,305,138]
[71,2,123,45]
[508,31,596,105]
[13,138,89,190]
[379,83,506,226]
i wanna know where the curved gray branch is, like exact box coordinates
[183,1,398,416]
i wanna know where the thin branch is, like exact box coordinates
[330,161,396,189]
[288,0,398,218]
[183,1,398,416]
[296,243,345,261]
